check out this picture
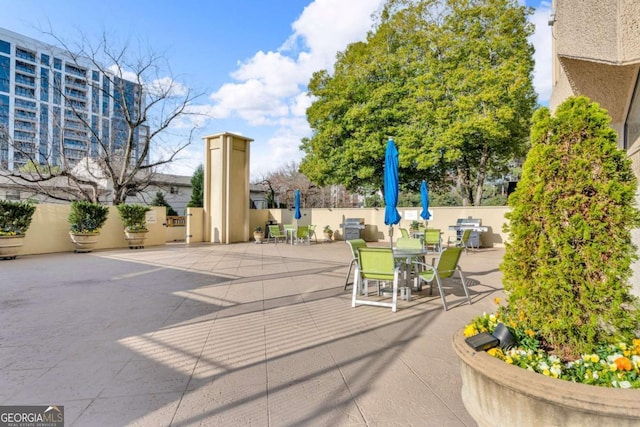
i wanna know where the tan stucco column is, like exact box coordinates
[202,132,253,244]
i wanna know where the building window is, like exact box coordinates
[16,48,36,62]
[102,78,110,116]
[15,86,35,99]
[53,71,61,105]
[39,104,49,163]
[0,94,9,124]
[0,40,9,55]
[5,190,20,201]
[0,55,9,93]
[625,71,640,151]
[92,70,99,81]
[53,57,61,70]
[40,67,49,102]
[41,53,50,66]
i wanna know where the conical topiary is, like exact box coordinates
[501,96,640,359]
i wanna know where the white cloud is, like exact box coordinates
[147,76,189,98]
[205,0,385,174]
[166,0,555,177]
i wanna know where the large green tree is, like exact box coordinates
[301,0,536,205]
[186,164,204,208]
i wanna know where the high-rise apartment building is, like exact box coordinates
[0,27,148,171]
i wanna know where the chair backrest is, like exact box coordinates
[283,224,295,231]
[308,224,316,234]
[396,237,422,250]
[357,247,395,280]
[268,225,282,236]
[436,247,463,278]
[296,227,309,239]
[461,229,472,244]
[400,228,410,238]
[424,229,441,245]
[346,239,367,259]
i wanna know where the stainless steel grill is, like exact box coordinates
[448,217,488,249]
[340,218,365,240]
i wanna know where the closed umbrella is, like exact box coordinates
[384,138,401,246]
[420,180,431,224]
[294,189,302,220]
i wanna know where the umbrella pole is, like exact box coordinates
[389,226,393,248]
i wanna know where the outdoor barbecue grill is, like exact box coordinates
[448,217,488,249]
[340,218,365,240]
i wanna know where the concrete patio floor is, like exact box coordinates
[1,240,505,426]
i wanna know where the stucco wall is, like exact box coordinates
[18,205,166,256]
[554,0,640,65]
[249,206,510,248]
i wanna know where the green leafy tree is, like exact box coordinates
[301,0,536,205]
[501,96,640,359]
[151,191,178,216]
[187,164,204,208]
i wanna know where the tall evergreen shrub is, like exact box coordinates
[501,96,640,359]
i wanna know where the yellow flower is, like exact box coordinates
[494,297,502,305]
[542,369,550,376]
[463,324,478,337]
[590,354,599,363]
[487,348,504,358]
[505,356,514,364]
[525,329,535,338]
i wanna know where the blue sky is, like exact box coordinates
[0,0,552,179]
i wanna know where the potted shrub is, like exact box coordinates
[323,225,333,241]
[253,226,264,244]
[117,203,151,249]
[454,97,640,425]
[0,200,36,259]
[68,201,109,253]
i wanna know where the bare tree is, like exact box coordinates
[252,161,359,208]
[1,31,204,204]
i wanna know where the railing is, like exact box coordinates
[166,216,186,227]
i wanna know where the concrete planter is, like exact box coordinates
[69,232,100,253]
[124,230,147,249]
[253,231,264,243]
[0,235,25,259]
[452,329,640,427]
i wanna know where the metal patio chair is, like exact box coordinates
[413,247,471,311]
[267,225,286,244]
[344,239,367,290]
[352,247,407,313]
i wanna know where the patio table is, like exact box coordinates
[393,247,429,291]
[284,228,294,245]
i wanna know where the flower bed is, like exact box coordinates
[465,308,640,389]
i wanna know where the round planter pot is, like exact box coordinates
[69,232,100,253]
[124,230,147,249]
[0,235,25,259]
[253,231,264,244]
[452,328,640,427]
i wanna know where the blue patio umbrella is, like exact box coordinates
[294,189,302,220]
[420,180,431,221]
[384,138,401,246]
